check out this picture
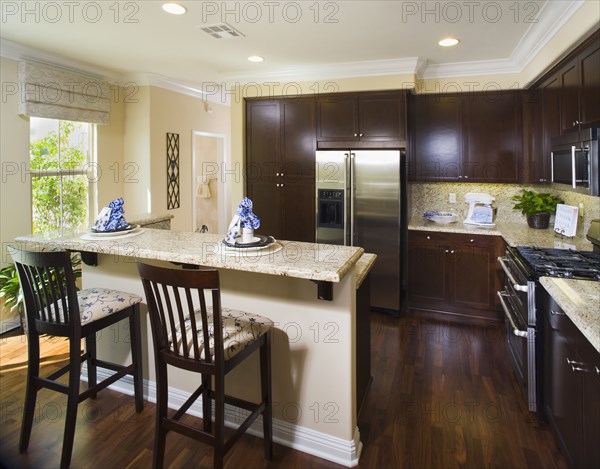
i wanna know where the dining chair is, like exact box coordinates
[136,262,273,469]
[9,247,144,469]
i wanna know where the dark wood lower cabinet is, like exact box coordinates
[407,230,505,320]
[542,291,600,469]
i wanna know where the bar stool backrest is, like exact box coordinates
[10,248,80,335]
[137,263,225,371]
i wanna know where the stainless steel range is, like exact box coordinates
[497,241,600,414]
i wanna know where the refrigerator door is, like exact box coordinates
[352,150,401,312]
[316,151,349,245]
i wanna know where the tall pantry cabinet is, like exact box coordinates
[245,97,316,242]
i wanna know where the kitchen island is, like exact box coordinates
[14,229,369,467]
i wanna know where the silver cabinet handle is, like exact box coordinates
[359,133,364,137]
[596,366,599,376]
[551,151,554,182]
[281,173,284,177]
[458,176,463,179]
[497,291,528,338]
[276,172,280,177]
[566,358,588,373]
[450,250,455,254]
[354,133,358,137]
[498,257,528,292]
[426,235,431,240]
[550,309,565,316]
[470,239,474,243]
[571,145,577,189]
[464,175,469,179]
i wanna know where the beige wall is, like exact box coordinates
[1,57,31,270]
[147,87,231,232]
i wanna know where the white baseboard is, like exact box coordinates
[82,365,362,467]
[0,317,21,334]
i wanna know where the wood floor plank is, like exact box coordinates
[0,313,568,468]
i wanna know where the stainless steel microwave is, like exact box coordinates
[551,128,599,196]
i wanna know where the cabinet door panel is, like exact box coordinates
[560,60,580,134]
[407,240,447,306]
[317,96,358,141]
[282,182,315,242]
[464,91,520,183]
[246,100,280,181]
[580,45,600,128]
[247,181,282,239]
[411,94,462,181]
[359,93,406,141]
[448,243,496,311]
[281,98,316,182]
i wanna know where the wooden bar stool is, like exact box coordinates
[136,262,273,469]
[9,247,144,469]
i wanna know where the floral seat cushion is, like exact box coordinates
[76,288,142,324]
[171,307,274,361]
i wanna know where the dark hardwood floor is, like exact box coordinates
[0,312,567,468]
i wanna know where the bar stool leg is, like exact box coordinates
[260,331,273,460]
[129,305,144,413]
[152,361,168,469]
[85,334,97,399]
[19,331,41,453]
[214,372,225,469]
[60,339,83,468]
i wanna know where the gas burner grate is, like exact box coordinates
[516,246,600,281]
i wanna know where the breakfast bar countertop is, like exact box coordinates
[15,229,364,283]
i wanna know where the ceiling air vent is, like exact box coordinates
[200,23,245,39]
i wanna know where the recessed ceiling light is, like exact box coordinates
[439,37,459,47]
[248,56,264,63]
[162,3,186,15]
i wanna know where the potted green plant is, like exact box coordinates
[512,189,564,229]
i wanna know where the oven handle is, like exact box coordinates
[497,257,529,292]
[497,291,528,338]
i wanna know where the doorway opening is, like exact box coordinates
[191,131,228,234]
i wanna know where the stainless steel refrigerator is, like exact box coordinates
[315,150,407,315]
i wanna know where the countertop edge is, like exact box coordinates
[539,277,600,354]
[356,253,377,289]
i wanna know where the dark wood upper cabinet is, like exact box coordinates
[245,97,316,242]
[409,91,521,183]
[316,94,358,141]
[317,91,406,144]
[580,45,600,128]
[464,91,521,183]
[560,58,581,134]
[410,94,462,181]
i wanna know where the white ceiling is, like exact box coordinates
[0,0,588,89]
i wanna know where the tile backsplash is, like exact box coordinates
[409,183,600,236]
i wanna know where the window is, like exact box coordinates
[29,117,96,235]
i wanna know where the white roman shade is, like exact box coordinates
[17,61,110,124]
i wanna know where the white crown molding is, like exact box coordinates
[221,57,422,84]
[421,0,586,79]
[84,366,362,467]
[133,72,231,106]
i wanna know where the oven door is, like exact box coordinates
[497,253,538,412]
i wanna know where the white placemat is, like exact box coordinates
[80,228,145,241]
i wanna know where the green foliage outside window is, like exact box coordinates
[30,120,89,234]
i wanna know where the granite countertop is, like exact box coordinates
[408,218,594,251]
[14,230,363,283]
[127,212,174,226]
[540,277,600,353]
[355,253,377,289]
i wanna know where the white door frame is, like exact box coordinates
[191,131,229,234]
